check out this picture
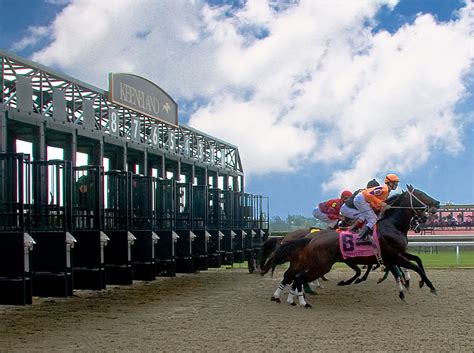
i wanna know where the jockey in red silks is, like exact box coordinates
[354,173,400,243]
[313,190,353,229]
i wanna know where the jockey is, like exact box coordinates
[354,173,400,243]
[313,190,353,229]
[340,179,380,227]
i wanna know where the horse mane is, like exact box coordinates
[378,190,407,220]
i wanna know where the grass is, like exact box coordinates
[412,247,474,268]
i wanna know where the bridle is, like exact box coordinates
[389,188,432,213]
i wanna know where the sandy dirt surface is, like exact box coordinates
[0,267,473,352]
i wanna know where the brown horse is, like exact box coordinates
[263,185,439,307]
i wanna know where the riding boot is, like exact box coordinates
[357,225,372,244]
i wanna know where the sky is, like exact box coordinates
[1,0,473,218]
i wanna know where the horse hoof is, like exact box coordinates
[376,278,384,284]
[291,302,297,306]
[404,280,410,290]
[354,279,361,284]
[430,288,437,296]
[305,304,312,309]
[337,281,346,286]
[399,292,405,301]
[271,297,281,303]
[419,280,425,288]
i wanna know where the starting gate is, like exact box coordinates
[175,182,196,273]
[220,189,235,265]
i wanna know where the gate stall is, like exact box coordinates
[207,187,223,268]
[155,178,177,276]
[175,182,196,273]
[232,191,245,263]
[72,165,107,290]
[30,159,75,297]
[220,189,235,265]
[0,153,34,305]
[131,174,158,281]
[192,185,210,271]
[103,170,134,285]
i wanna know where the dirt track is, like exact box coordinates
[0,267,473,352]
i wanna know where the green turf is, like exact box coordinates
[412,248,474,268]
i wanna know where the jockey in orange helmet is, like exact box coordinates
[353,173,399,242]
[313,190,353,229]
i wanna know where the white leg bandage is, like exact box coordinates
[273,283,286,299]
[287,289,295,304]
[297,289,307,306]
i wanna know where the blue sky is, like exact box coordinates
[1,0,473,217]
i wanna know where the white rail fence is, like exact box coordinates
[408,234,474,264]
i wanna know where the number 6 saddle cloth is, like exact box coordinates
[338,227,382,260]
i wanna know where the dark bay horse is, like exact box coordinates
[263,185,440,307]
[260,228,384,289]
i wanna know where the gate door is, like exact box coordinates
[192,185,209,271]
[103,170,134,285]
[220,189,234,265]
[232,191,245,263]
[154,178,176,276]
[31,159,75,297]
[131,174,157,281]
[0,153,33,305]
[175,182,195,273]
[207,187,223,268]
[72,165,106,290]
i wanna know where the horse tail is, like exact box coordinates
[259,237,282,271]
[270,237,312,276]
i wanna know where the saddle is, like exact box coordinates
[338,228,381,261]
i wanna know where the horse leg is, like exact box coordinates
[271,280,287,303]
[287,282,297,306]
[271,268,293,302]
[376,267,390,284]
[355,264,373,284]
[338,262,361,286]
[396,254,437,295]
[403,252,426,288]
[315,278,324,289]
[296,282,311,308]
[387,265,405,301]
[402,268,410,290]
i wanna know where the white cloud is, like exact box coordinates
[23,0,474,192]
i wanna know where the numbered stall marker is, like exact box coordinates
[108,108,120,136]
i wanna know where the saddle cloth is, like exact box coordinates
[338,228,381,260]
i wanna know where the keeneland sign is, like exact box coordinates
[108,73,178,126]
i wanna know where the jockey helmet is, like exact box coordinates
[385,173,400,184]
[366,179,380,188]
[341,190,352,199]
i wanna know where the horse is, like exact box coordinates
[263,185,440,307]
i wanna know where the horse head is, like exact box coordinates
[405,184,440,215]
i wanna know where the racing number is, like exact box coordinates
[341,234,355,252]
